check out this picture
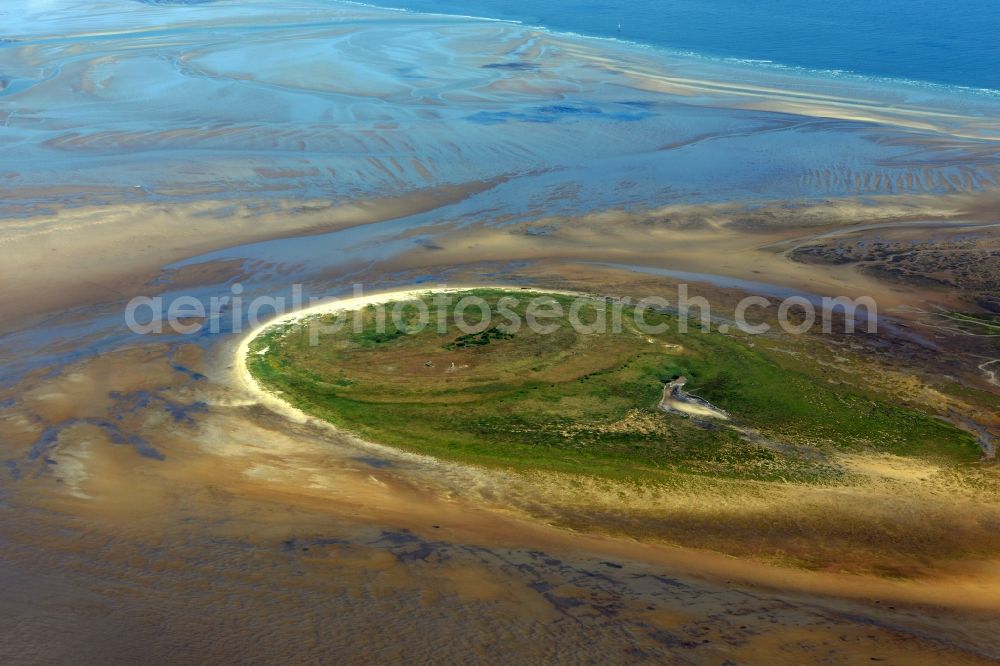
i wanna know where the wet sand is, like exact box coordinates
[2,0,999,662]
[3,235,999,662]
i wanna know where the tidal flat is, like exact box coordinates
[1,0,999,663]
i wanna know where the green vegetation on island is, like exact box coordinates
[247,289,979,485]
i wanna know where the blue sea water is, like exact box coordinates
[369,0,1000,92]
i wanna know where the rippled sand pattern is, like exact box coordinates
[2,0,999,215]
[2,1,1000,663]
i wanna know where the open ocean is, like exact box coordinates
[368,0,1000,92]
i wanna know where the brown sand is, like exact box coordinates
[2,191,999,662]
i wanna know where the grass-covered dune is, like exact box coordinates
[246,289,979,485]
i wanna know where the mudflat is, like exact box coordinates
[1,0,999,663]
